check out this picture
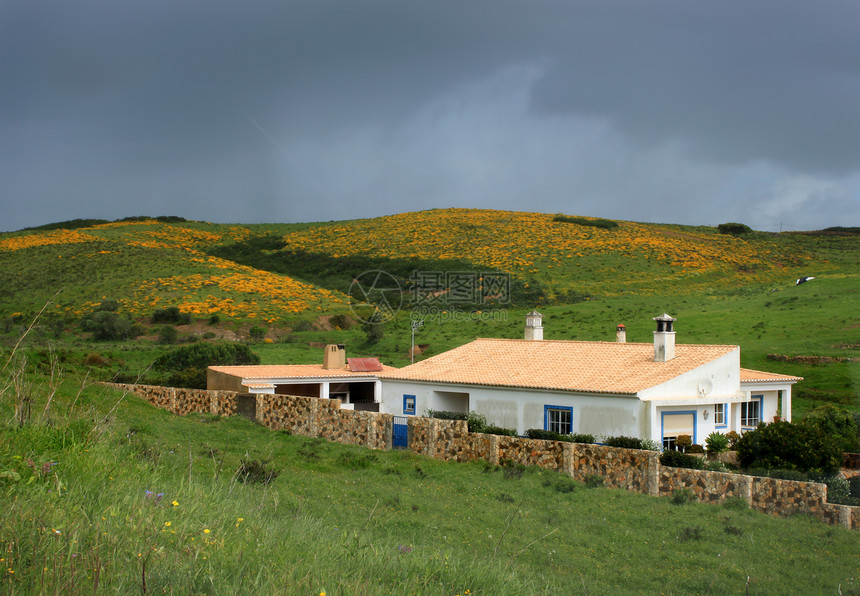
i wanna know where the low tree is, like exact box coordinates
[735,420,843,474]
[717,222,753,236]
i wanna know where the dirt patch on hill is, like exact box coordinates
[767,353,857,365]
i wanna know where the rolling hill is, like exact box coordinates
[0,209,857,414]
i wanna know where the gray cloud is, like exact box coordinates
[1,0,858,232]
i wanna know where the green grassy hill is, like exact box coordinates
[0,210,857,414]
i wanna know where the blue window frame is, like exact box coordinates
[660,410,697,451]
[403,394,416,415]
[544,405,573,435]
[714,403,727,428]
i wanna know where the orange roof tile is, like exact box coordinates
[209,363,397,380]
[740,368,803,383]
[380,338,738,394]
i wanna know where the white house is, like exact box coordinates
[208,312,800,448]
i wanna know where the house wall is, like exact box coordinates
[106,383,858,529]
[638,349,740,401]
[206,369,245,393]
[381,380,644,437]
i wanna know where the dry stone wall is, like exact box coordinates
[106,383,858,529]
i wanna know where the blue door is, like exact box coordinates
[393,416,408,449]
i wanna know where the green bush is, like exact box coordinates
[725,431,741,449]
[567,433,595,444]
[80,310,142,341]
[736,420,843,474]
[465,412,488,433]
[426,410,468,421]
[152,306,192,325]
[525,429,563,441]
[153,342,260,389]
[248,325,267,341]
[157,325,178,345]
[675,435,692,451]
[687,444,705,454]
[705,432,729,455]
[604,436,643,450]
[552,215,619,229]
[717,222,753,236]
[672,488,694,504]
[483,425,518,437]
[659,450,705,470]
[849,476,860,498]
[802,403,860,452]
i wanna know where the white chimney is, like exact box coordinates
[524,310,543,341]
[652,313,676,362]
[616,323,626,343]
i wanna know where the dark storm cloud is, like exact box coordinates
[1,0,858,231]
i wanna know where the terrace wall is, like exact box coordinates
[106,384,858,529]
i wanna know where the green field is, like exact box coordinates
[1,375,858,594]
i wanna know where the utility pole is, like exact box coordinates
[410,319,424,364]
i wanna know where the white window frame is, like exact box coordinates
[741,399,761,427]
[714,403,726,427]
[544,406,572,435]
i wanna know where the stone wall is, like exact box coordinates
[106,383,858,529]
[659,467,749,504]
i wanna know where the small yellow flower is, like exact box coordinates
[203,529,210,534]
[172,501,179,507]
[164,522,171,527]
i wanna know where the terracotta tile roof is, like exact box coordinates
[380,338,738,394]
[740,368,803,383]
[209,363,397,380]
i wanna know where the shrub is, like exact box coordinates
[80,310,142,341]
[152,306,192,325]
[235,459,279,486]
[640,439,661,451]
[427,410,467,421]
[660,450,705,470]
[465,411,488,433]
[687,444,705,454]
[552,215,619,229]
[584,474,604,488]
[292,320,314,332]
[705,432,729,455]
[157,325,178,345]
[248,326,267,341]
[675,435,692,452]
[672,488,694,505]
[362,320,385,344]
[525,429,563,441]
[329,314,355,330]
[704,460,728,473]
[802,403,860,452]
[717,222,753,236]
[567,433,595,444]
[725,431,741,449]
[736,420,843,474]
[483,425,518,437]
[208,314,220,324]
[849,476,860,498]
[153,342,261,388]
[604,436,643,450]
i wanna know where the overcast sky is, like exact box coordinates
[2,0,859,233]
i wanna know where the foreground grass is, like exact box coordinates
[1,378,858,595]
